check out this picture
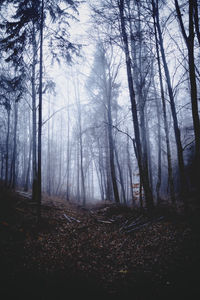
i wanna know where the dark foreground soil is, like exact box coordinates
[0,186,200,300]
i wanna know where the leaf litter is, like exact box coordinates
[0,189,200,299]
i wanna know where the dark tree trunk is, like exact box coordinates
[154,81,162,204]
[5,107,10,187]
[175,0,200,183]
[153,11,175,205]
[119,0,154,210]
[107,98,120,204]
[66,96,71,201]
[193,0,200,47]
[114,145,126,204]
[126,133,135,205]
[37,0,44,223]
[24,139,32,192]
[80,129,86,206]
[100,48,120,204]
[76,139,80,203]
[31,23,38,202]
[11,101,18,189]
[153,0,187,210]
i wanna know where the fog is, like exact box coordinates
[0,0,199,212]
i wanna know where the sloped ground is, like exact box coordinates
[0,186,200,299]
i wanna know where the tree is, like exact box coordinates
[0,0,80,221]
[152,5,175,204]
[0,73,24,187]
[174,0,200,187]
[37,0,44,222]
[118,0,154,210]
[86,41,121,203]
[152,0,188,210]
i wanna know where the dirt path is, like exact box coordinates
[0,188,200,299]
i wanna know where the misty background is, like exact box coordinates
[0,0,199,213]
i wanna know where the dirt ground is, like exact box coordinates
[0,186,200,299]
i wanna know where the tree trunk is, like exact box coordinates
[11,101,18,189]
[24,139,32,192]
[114,145,126,204]
[31,23,38,202]
[107,101,120,204]
[37,0,44,223]
[175,0,200,186]
[80,129,86,206]
[76,139,80,203]
[153,0,187,210]
[66,93,71,201]
[126,132,135,205]
[118,0,154,210]
[5,107,10,187]
[73,70,86,206]
[193,0,200,46]
[153,11,175,204]
[154,81,162,204]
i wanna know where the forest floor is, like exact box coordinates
[0,186,200,300]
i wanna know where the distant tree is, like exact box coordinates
[152,4,175,205]
[0,73,24,187]
[0,0,80,221]
[86,41,122,204]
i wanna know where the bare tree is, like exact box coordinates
[118,0,154,210]
[152,0,188,210]
[175,0,200,184]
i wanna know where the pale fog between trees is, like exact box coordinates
[0,0,199,215]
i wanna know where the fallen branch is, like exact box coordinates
[63,214,80,223]
[63,214,72,223]
[69,215,81,223]
[126,220,152,233]
[126,216,164,233]
[15,207,26,213]
[120,215,143,231]
[97,219,113,224]
[16,191,32,199]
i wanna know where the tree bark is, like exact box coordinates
[193,0,200,47]
[37,0,44,223]
[31,23,38,202]
[118,0,154,210]
[5,107,10,187]
[153,0,187,210]
[11,101,18,189]
[175,0,200,182]
[126,132,135,205]
[114,145,126,204]
[153,11,175,204]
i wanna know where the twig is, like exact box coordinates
[97,219,112,224]
[63,214,72,223]
[183,139,195,151]
[126,216,164,233]
[63,213,80,223]
[126,220,152,233]
[120,215,143,231]
[69,215,81,223]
